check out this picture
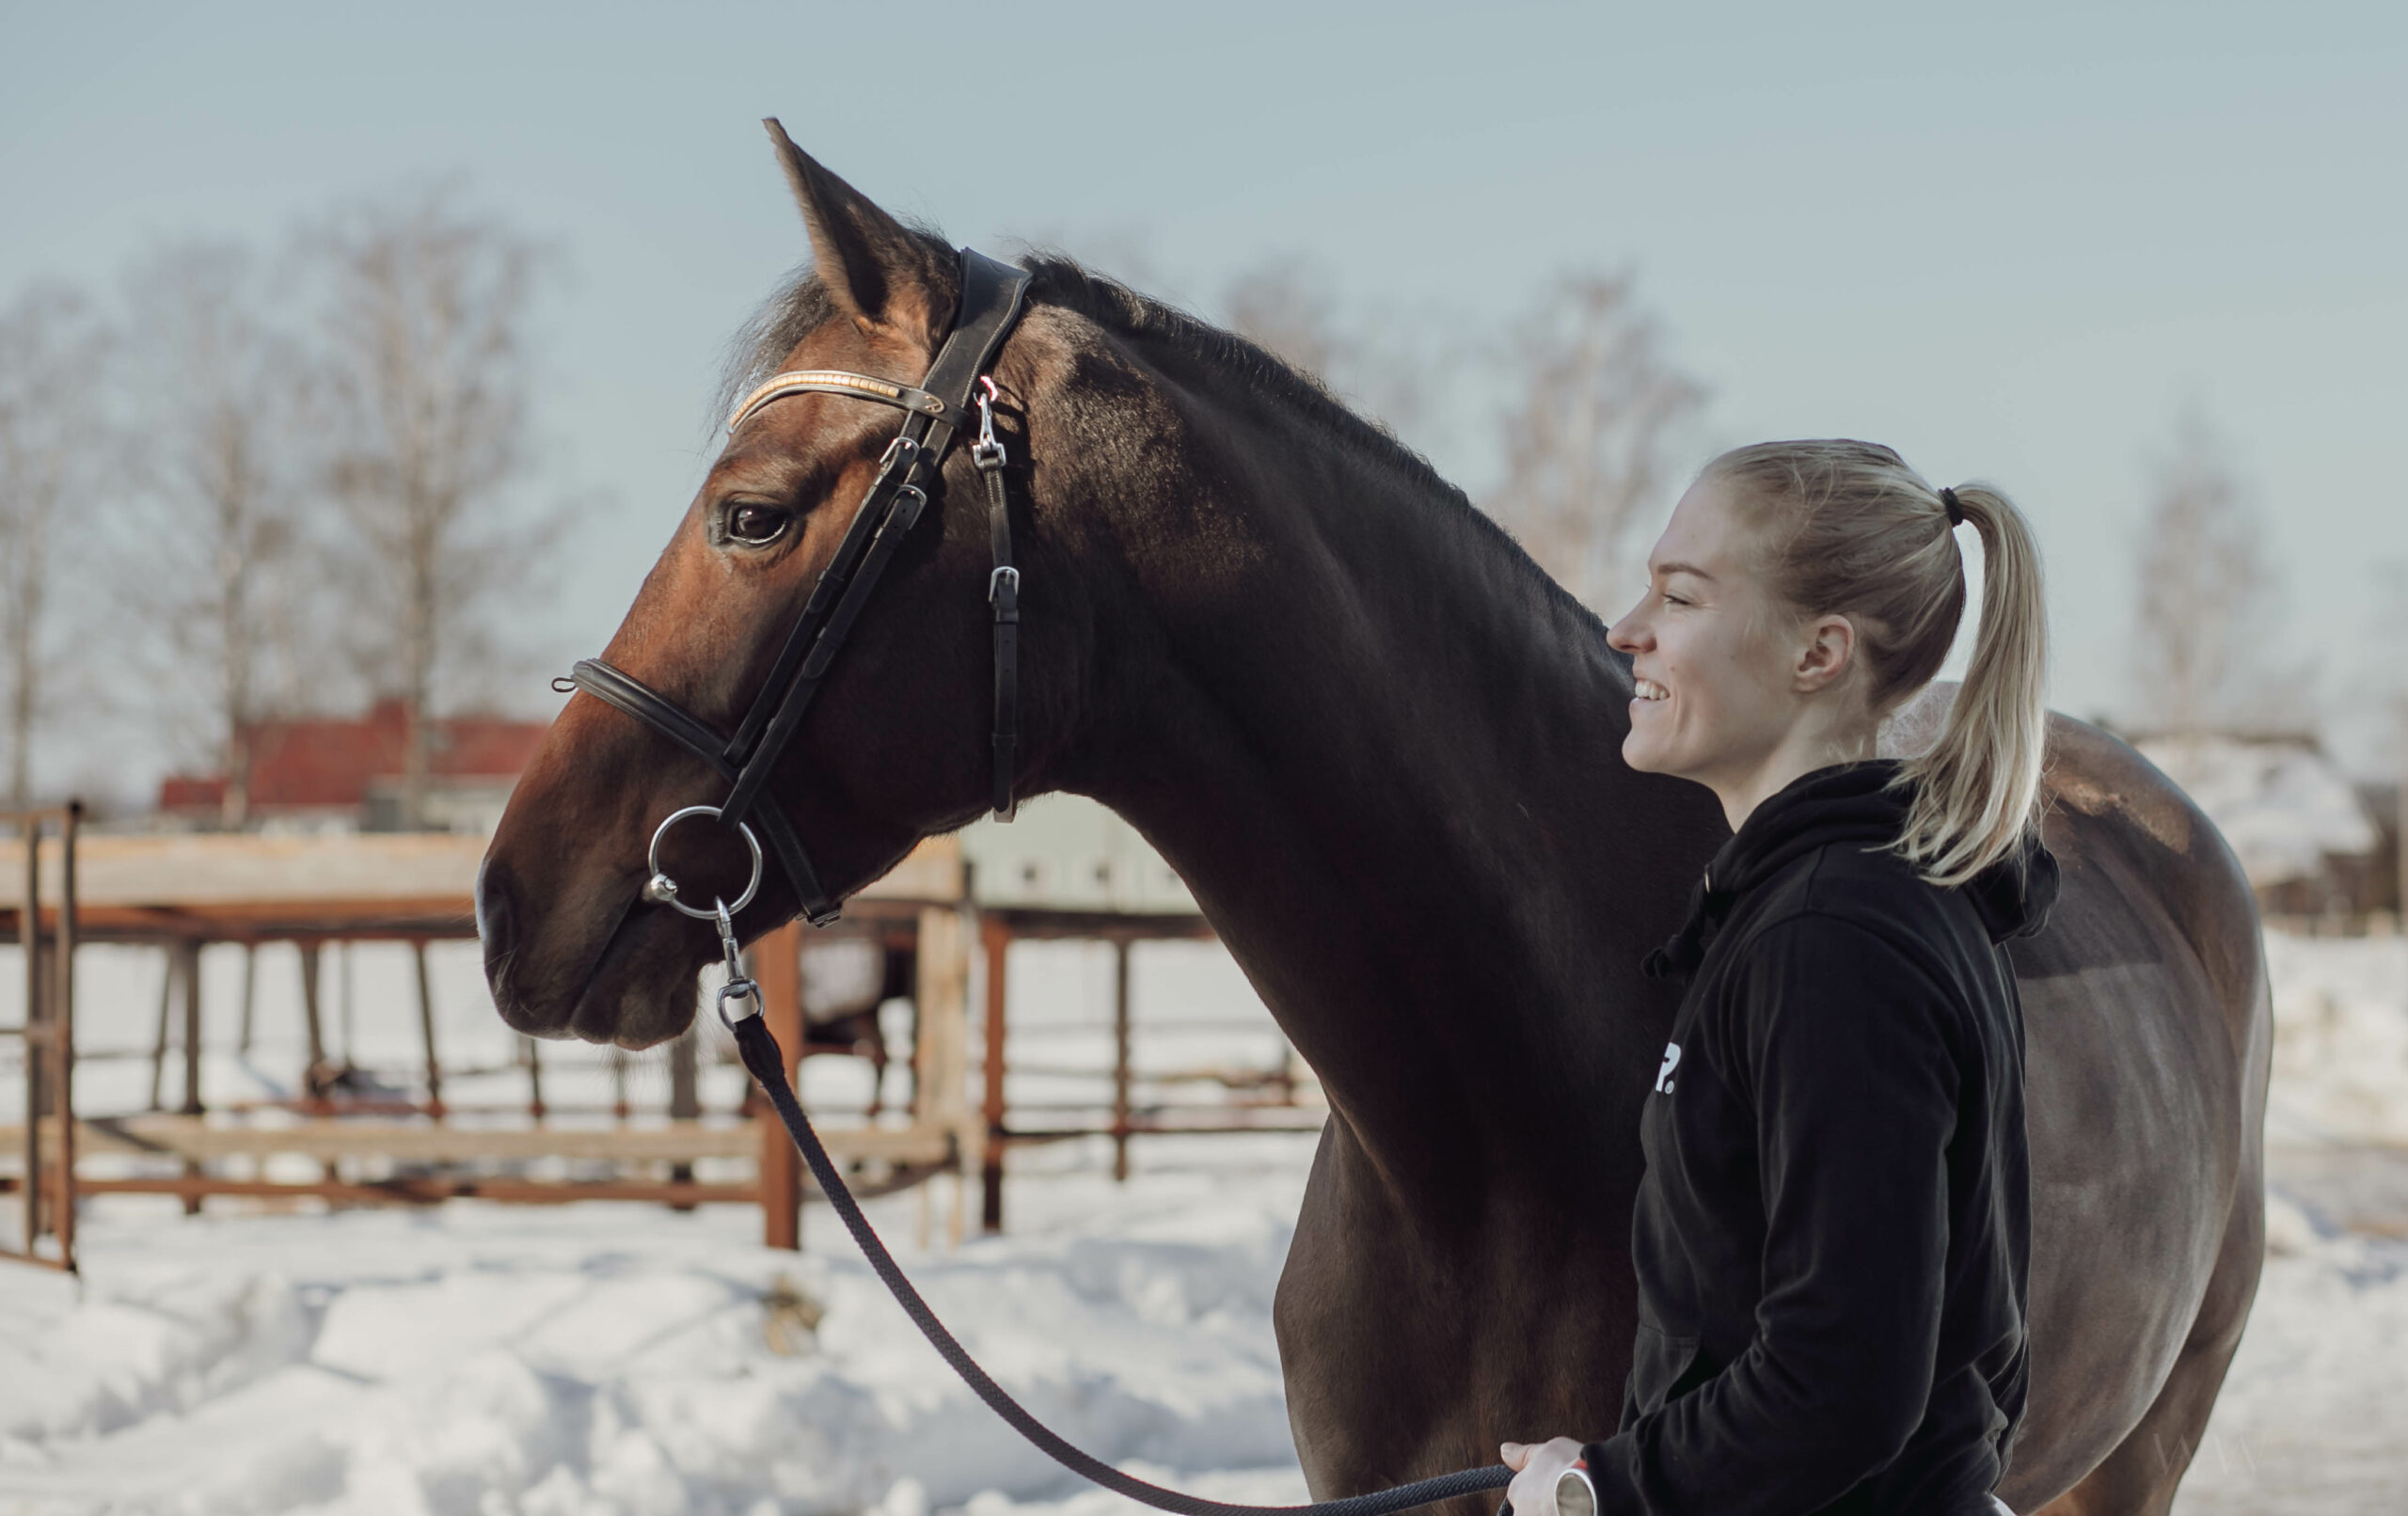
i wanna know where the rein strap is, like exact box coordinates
[732,1011,1515,1516]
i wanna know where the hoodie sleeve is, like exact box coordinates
[1584,914,1964,1516]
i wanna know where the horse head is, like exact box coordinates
[479,124,1091,1047]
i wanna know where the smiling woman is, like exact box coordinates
[1608,440,2047,883]
[1500,442,2053,1516]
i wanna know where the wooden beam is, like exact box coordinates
[19,821,40,1254]
[8,1114,952,1165]
[179,940,203,1117]
[914,908,973,1248]
[981,914,1010,1233]
[54,800,80,1269]
[752,920,805,1250]
[0,832,963,943]
[1112,937,1133,1182]
[68,1175,763,1207]
[521,1034,546,1120]
[298,938,325,1072]
[147,949,172,1111]
[173,937,202,1214]
[236,943,256,1053]
[413,940,444,1118]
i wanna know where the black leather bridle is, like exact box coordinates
[561,247,1032,929]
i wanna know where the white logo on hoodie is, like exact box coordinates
[1655,1041,1682,1095]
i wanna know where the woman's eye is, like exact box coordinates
[726,504,791,545]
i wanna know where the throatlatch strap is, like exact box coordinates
[731,1014,1513,1516]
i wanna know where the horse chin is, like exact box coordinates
[563,934,704,1050]
[486,881,707,1051]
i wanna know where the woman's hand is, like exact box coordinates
[1499,1437,1588,1516]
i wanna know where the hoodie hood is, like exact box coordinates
[1643,759,2059,981]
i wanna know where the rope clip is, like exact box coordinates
[971,375,1006,471]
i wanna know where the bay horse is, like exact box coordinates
[476,129,2269,1516]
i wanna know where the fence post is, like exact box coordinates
[298,939,326,1081]
[179,940,203,1117]
[1112,936,1133,1182]
[754,921,804,1250]
[980,914,1011,1233]
[20,818,41,1254]
[414,940,445,1118]
[237,943,257,1054]
[53,802,78,1270]
[912,907,973,1246]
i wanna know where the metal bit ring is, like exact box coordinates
[642,804,765,921]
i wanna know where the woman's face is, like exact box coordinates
[1607,476,1814,792]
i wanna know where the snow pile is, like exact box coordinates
[2263,931,2408,1145]
[0,1144,1317,1516]
[2135,735,2378,888]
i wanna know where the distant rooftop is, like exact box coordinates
[158,700,549,832]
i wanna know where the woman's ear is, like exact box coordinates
[1793,613,1858,693]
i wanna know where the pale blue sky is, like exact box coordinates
[6,1,2404,792]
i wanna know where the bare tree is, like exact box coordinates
[1485,274,1704,613]
[1227,257,1352,385]
[119,241,313,825]
[0,284,111,812]
[1223,256,1434,444]
[2364,560,2408,922]
[2129,412,2289,739]
[310,192,541,829]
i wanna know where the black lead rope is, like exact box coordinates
[729,1013,1514,1516]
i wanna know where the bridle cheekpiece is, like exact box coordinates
[560,247,1032,948]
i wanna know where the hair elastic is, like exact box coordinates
[1940,487,1965,528]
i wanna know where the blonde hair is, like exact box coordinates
[1703,440,2049,888]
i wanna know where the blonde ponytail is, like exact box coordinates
[1892,483,2050,886]
[1703,442,2050,888]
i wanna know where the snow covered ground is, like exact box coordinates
[3,930,2405,1514]
[2173,929,2408,1516]
[0,1138,1321,1516]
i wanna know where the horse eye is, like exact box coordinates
[726,503,791,545]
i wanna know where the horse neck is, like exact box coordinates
[1058,359,1722,1199]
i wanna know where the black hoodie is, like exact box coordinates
[1579,759,2058,1516]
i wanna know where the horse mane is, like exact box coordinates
[718,236,1599,636]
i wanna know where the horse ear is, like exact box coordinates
[762,118,944,333]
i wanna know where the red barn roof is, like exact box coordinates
[159,701,550,817]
